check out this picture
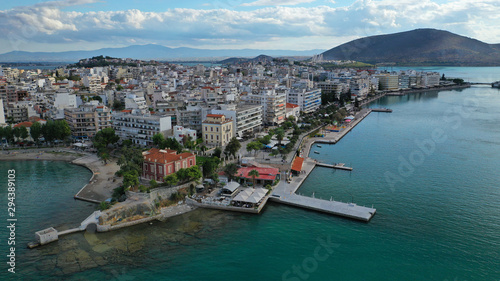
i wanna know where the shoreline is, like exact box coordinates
[0,148,121,203]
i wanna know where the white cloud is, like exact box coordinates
[241,0,317,6]
[1,0,500,52]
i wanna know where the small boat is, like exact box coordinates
[314,151,320,154]
[317,145,322,148]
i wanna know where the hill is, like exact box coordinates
[0,45,323,63]
[322,29,500,66]
[219,54,274,64]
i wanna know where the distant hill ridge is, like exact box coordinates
[322,29,500,66]
[0,45,323,63]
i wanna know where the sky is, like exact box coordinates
[0,0,499,53]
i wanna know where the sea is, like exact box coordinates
[1,67,499,280]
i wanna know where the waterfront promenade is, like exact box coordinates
[271,157,376,221]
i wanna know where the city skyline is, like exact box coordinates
[1,0,499,54]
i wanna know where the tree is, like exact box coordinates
[113,99,125,111]
[19,126,29,141]
[176,168,190,183]
[202,157,220,178]
[30,122,42,144]
[164,174,178,187]
[3,126,13,144]
[223,163,238,182]
[54,120,71,141]
[187,166,202,181]
[248,169,260,187]
[213,147,222,158]
[152,133,165,147]
[224,137,241,158]
[275,128,285,146]
[122,170,139,190]
[12,127,21,142]
[94,128,119,149]
[247,141,263,156]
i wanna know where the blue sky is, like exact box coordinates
[1,0,498,53]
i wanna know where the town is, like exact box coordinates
[0,56,469,246]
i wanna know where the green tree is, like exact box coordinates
[213,147,222,158]
[202,157,220,178]
[3,126,13,144]
[248,169,260,187]
[187,166,202,181]
[12,127,21,142]
[223,163,238,182]
[247,141,263,156]
[164,174,178,187]
[152,133,165,147]
[224,137,241,158]
[93,128,120,149]
[176,168,189,183]
[275,128,285,146]
[30,122,42,144]
[122,170,139,189]
[19,126,29,141]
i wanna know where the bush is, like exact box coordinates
[99,201,111,211]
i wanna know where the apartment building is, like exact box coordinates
[112,110,172,146]
[241,89,286,126]
[376,74,399,90]
[202,114,233,147]
[64,105,112,138]
[287,88,321,114]
[212,104,263,138]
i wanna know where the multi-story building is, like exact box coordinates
[176,105,209,133]
[376,74,399,90]
[112,110,172,146]
[172,125,197,143]
[141,148,196,182]
[241,89,286,125]
[202,114,233,147]
[285,103,300,119]
[287,88,321,114]
[211,104,263,139]
[64,105,112,138]
[5,103,29,124]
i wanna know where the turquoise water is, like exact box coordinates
[1,68,500,280]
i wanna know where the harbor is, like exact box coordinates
[271,157,376,221]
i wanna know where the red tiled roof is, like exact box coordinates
[206,114,224,118]
[291,156,304,172]
[286,103,299,108]
[14,122,33,128]
[237,167,279,181]
[121,110,132,113]
[143,148,195,164]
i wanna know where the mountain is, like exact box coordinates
[322,29,500,66]
[218,54,275,64]
[0,44,324,63]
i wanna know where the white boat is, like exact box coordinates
[317,145,322,148]
[314,151,320,154]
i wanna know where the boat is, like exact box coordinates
[314,151,320,154]
[317,145,322,148]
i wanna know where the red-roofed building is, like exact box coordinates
[141,148,196,182]
[285,103,300,119]
[291,156,304,175]
[236,166,280,186]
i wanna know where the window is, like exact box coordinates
[211,135,213,140]
[205,134,208,140]
[216,135,219,140]
[211,127,213,132]
[216,127,219,132]
[189,159,193,166]
[168,166,172,174]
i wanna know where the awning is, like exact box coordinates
[291,156,304,172]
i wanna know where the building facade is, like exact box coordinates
[112,110,172,146]
[141,148,196,182]
[202,114,233,147]
[64,105,112,138]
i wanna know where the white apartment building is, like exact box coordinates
[212,104,263,138]
[112,110,172,146]
[287,88,321,114]
[241,89,286,126]
[172,125,197,143]
[376,74,399,90]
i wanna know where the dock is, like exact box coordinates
[316,162,353,171]
[371,108,393,113]
[272,157,376,222]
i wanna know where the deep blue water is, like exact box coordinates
[1,67,499,280]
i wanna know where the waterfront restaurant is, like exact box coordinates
[236,166,280,187]
[221,181,240,198]
[232,187,268,208]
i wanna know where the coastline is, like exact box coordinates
[0,148,121,203]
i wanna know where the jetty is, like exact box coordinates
[271,157,375,222]
[316,162,353,171]
[28,211,101,248]
[371,108,393,113]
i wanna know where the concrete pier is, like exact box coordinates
[272,157,376,222]
[316,162,353,171]
[371,108,393,113]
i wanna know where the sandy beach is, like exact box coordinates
[0,148,121,203]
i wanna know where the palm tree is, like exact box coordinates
[248,169,260,187]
